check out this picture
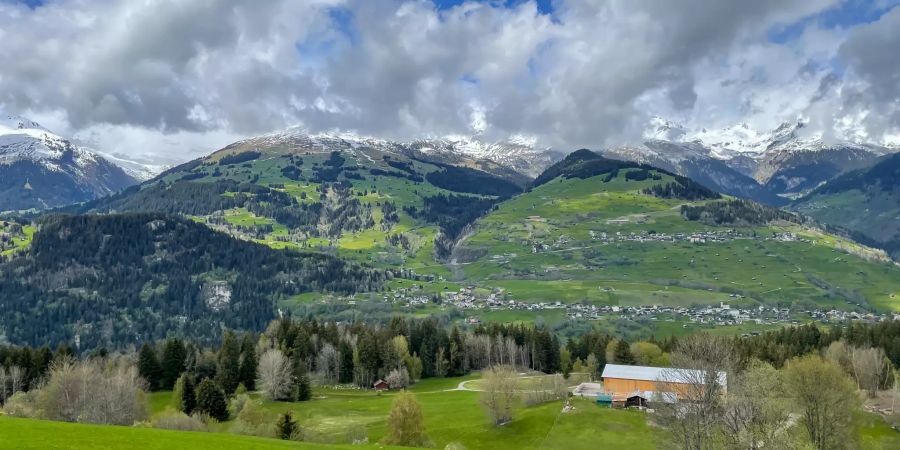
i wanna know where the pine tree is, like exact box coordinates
[238,334,257,391]
[614,340,635,365]
[181,374,197,415]
[160,338,187,390]
[338,340,354,383]
[195,378,228,421]
[138,343,162,391]
[449,327,466,377]
[295,369,312,402]
[275,411,299,440]
[217,330,241,395]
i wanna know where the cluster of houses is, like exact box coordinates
[524,229,805,253]
[565,302,900,328]
[385,283,900,331]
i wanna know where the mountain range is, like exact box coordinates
[604,117,898,204]
[0,116,139,211]
[3,122,900,347]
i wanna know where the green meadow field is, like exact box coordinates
[3,372,898,449]
[457,170,900,312]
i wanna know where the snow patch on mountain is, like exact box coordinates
[234,127,561,179]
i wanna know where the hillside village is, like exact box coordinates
[383,283,900,330]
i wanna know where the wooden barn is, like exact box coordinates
[600,364,727,400]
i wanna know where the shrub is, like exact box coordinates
[153,409,209,432]
[231,397,272,438]
[2,391,39,418]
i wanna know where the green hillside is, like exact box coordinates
[792,152,900,260]
[455,152,900,312]
[67,138,523,279]
[0,213,383,348]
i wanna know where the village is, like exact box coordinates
[526,229,801,254]
[386,283,900,330]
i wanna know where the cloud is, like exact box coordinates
[0,0,897,162]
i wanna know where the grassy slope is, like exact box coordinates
[139,376,661,450]
[0,416,363,450]
[793,189,899,257]
[457,169,900,312]
[7,374,898,449]
[156,148,466,282]
[0,223,35,257]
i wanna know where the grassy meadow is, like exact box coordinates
[5,372,898,449]
[457,170,900,312]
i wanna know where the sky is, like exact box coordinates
[1,0,899,164]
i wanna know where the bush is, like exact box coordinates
[153,409,209,432]
[231,397,272,438]
[229,393,251,417]
[2,391,39,418]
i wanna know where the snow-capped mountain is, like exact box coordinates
[414,134,565,178]
[0,115,138,211]
[220,127,561,182]
[601,139,785,205]
[605,117,900,203]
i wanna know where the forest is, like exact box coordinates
[681,199,803,226]
[0,213,384,348]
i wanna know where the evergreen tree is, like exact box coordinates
[448,327,467,377]
[275,411,299,440]
[217,330,241,395]
[181,374,197,415]
[195,378,228,421]
[238,334,257,391]
[357,333,381,387]
[160,338,187,390]
[614,339,635,365]
[295,370,312,402]
[338,340,355,384]
[138,343,162,391]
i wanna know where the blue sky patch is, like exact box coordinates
[768,0,899,43]
[433,0,553,15]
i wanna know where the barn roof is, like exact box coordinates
[601,364,727,387]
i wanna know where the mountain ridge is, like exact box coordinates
[0,115,138,211]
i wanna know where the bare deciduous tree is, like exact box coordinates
[39,357,147,426]
[785,354,861,450]
[657,334,732,450]
[386,367,410,389]
[257,349,293,401]
[849,346,888,398]
[315,342,340,385]
[721,360,792,450]
[480,365,520,426]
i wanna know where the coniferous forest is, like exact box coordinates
[0,213,384,348]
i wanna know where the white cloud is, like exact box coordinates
[1,0,898,163]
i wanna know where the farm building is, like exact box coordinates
[373,379,389,391]
[601,364,727,400]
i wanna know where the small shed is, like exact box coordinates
[373,379,389,391]
[625,393,649,409]
[596,393,613,407]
